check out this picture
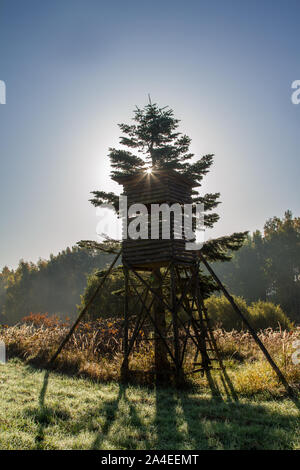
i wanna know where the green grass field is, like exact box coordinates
[0,358,299,450]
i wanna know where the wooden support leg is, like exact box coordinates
[152,268,171,383]
[170,266,184,385]
[121,266,129,381]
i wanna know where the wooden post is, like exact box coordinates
[152,267,170,382]
[170,265,182,384]
[121,266,129,381]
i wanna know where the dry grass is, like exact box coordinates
[1,319,299,396]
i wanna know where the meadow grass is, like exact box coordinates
[0,359,299,450]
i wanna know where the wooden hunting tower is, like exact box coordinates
[113,168,218,384]
[50,168,293,394]
[115,169,197,269]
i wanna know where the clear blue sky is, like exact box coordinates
[0,0,299,269]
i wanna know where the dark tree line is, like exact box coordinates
[0,247,114,325]
[1,211,299,326]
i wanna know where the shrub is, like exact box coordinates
[205,295,251,331]
[22,312,69,328]
[205,295,291,331]
[249,300,291,330]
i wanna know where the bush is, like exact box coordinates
[205,295,250,331]
[22,312,70,328]
[249,300,291,330]
[205,295,291,331]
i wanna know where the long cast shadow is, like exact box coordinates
[154,386,184,449]
[154,367,299,450]
[122,388,152,449]
[35,370,50,447]
[27,368,70,449]
[204,369,223,400]
[90,384,127,449]
[178,391,300,450]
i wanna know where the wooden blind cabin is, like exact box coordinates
[115,169,199,269]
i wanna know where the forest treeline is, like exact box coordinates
[0,247,114,325]
[0,211,299,326]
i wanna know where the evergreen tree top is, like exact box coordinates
[106,102,214,184]
[88,101,248,264]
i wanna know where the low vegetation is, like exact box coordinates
[206,295,292,331]
[1,314,299,396]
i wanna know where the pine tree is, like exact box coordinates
[90,101,248,270]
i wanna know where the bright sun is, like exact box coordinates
[146,168,152,174]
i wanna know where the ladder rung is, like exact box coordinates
[190,367,222,374]
[193,358,218,365]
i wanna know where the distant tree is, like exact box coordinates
[0,267,12,323]
[213,231,268,303]
[263,211,300,321]
[214,211,300,323]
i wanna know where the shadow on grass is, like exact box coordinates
[178,392,300,450]
[34,370,50,448]
[155,386,300,450]
[37,371,49,440]
[90,384,127,450]
[91,383,154,450]
[32,365,300,450]
[24,370,71,449]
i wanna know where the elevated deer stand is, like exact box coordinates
[116,170,235,386]
[49,169,294,396]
